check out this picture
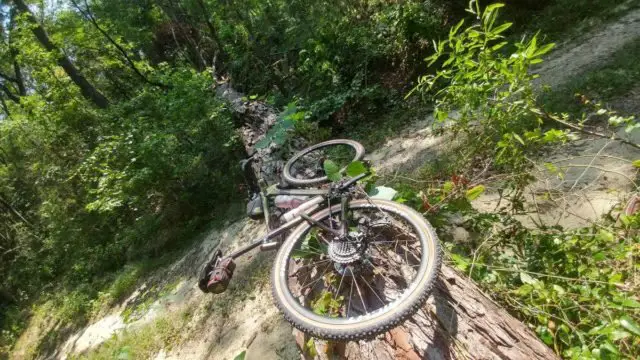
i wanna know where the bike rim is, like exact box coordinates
[274,200,435,326]
[288,143,358,182]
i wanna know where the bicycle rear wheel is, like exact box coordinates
[271,199,441,340]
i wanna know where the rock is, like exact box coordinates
[451,226,470,243]
[444,212,465,226]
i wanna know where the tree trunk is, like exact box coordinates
[12,0,110,108]
[216,84,558,360]
[195,0,226,64]
[216,82,286,186]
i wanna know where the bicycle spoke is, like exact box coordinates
[347,274,354,317]
[298,262,332,294]
[369,239,418,244]
[360,275,384,305]
[281,200,433,327]
[334,268,347,307]
[351,268,368,313]
[290,258,331,277]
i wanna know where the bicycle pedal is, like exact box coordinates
[198,249,223,293]
[206,257,236,294]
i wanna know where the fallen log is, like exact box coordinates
[216,82,558,360]
[294,266,558,360]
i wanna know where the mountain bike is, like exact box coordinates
[198,139,442,341]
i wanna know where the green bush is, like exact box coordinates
[0,68,243,324]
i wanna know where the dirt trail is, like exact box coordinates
[31,8,640,360]
[534,5,640,89]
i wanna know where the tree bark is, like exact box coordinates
[0,83,20,103]
[9,8,27,97]
[296,266,559,360]
[13,60,26,96]
[217,84,558,360]
[216,82,285,186]
[12,0,110,108]
[195,0,227,66]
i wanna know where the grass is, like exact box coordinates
[71,307,193,360]
[541,37,640,114]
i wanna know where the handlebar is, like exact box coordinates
[339,172,370,190]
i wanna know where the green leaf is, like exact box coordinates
[596,229,615,242]
[544,162,558,174]
[513,133,525,145]
[450,253,469,271]
[346,161,367,177]
[492,22,512,35]
[533,43,555,57]
[600,342,618,355]
[610,330,631,341]
[609,115,624,126]
[233,351,246,360]
[520,272,536,285]
[625,123,640,134]
[619,315,640,336]
[117,346,131,360]
[516,284,533,296]
[443,181,454,193]
[485,3,505,13]
[536,326,554,345]
[435,109,448,122]
[305,339,318,357]
[254,119,294,149]
[609,273,623,284]
[450,19,465,37]
[620,298,640,308]
[633,160,640,168]
[491,41,508,51]
[542,129,567,143]
[552,284,565,296]
[369,186,397,201]
[465,185,485,201]
[323,160,341,182]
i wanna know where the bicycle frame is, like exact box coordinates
[227,173,368,260]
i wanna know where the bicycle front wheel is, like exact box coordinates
[271,199,441,340]
[282,139,365,186]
